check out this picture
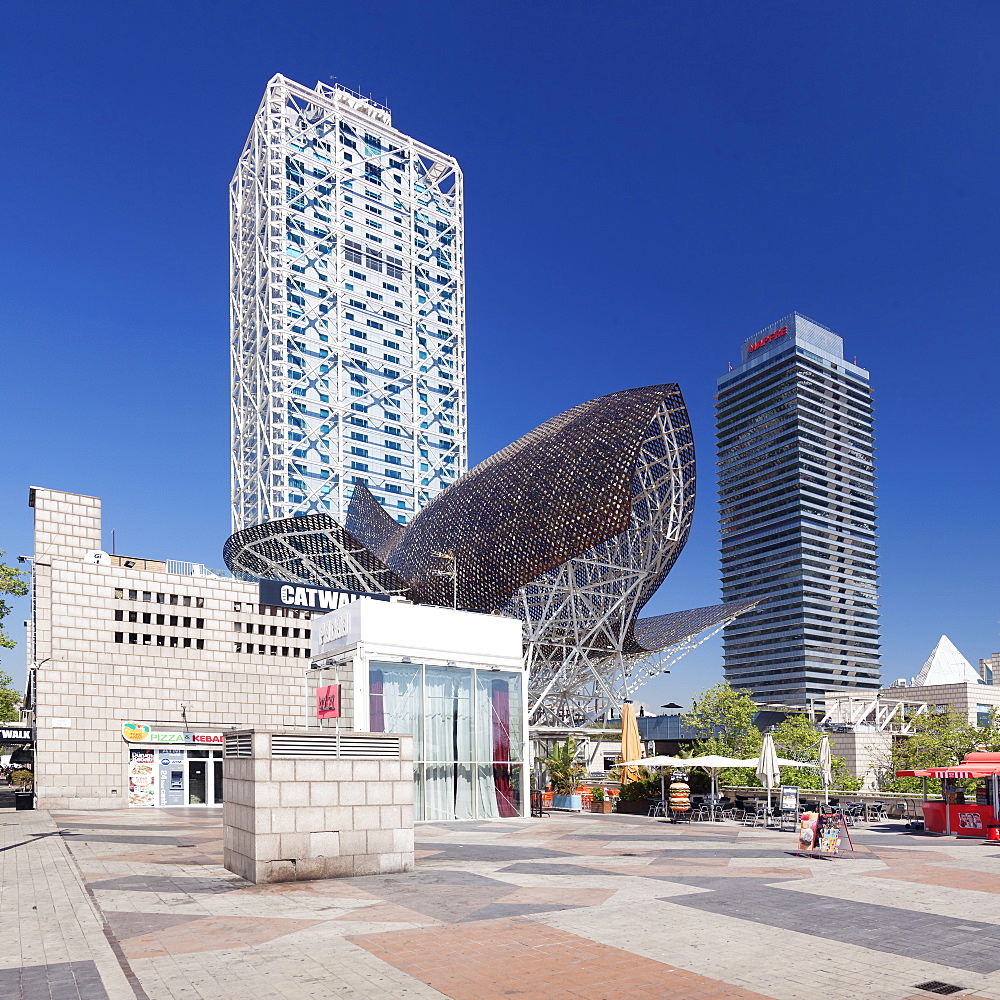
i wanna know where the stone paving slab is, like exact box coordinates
[6,806,1000,998]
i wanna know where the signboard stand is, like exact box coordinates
[795,811,854,859]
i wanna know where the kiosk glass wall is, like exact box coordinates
[368,660,524,820]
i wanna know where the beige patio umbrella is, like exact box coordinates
[619,703,643,785]
[818,735,833,807]
[756,733,781,813]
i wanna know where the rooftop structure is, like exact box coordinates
[231,75,466,532]
[914,635,982,686]
[226,384,760,726]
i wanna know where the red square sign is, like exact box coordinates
[316,684,340,719]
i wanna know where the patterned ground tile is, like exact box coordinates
[116,914,323,959]
[351,916,777,999]
[0,960,110,1000]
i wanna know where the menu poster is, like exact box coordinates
[128,751,156,807]
[780,786,799,812]
[798,811,819,850]
[814,813,849,855]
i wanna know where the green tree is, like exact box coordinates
[682,681,762,787]
[0,554,28,722]
[0,553,28,651]
[879,708,997,794]
[770,713,860,791]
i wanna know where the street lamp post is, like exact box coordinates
[432,550,457,610]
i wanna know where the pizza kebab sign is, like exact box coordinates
[122,723,223,745]
[257,580,390,613]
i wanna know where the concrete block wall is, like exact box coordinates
[28,487,321,809]
[223,729,414,883]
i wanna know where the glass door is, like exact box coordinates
[187,758,207,804]
[213,759,224,804]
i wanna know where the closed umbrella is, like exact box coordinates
[818,735,833,807]
[619,703,643,786]
[756,733,781,814]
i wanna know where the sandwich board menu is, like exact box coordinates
[796,812,852,856]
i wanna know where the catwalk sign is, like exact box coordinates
[258,580,390,612]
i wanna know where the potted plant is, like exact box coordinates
[590,787,613,813]
[540,738,586,810]
[10,769,34,811]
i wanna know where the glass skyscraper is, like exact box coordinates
[231,75,466,532]
[716,313,881,708]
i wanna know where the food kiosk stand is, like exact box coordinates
[897,752,1000,838]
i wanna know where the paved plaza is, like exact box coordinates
[3,806,1000,999]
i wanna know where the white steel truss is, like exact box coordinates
[231,74,467,533]
[504,400,700,726]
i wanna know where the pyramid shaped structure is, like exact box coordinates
[914,635,982,686]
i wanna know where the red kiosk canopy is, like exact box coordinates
[895,753,1000,780]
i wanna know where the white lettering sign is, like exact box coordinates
[317,615,350,648]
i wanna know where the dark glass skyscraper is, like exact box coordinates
[716,313,881,708]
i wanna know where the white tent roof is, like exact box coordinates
[914,635,982,686]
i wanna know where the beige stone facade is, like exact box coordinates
[27,487,316,809]
[878,681,1000,726]
[222,729,415,883]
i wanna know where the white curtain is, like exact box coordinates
[423,667,474,820]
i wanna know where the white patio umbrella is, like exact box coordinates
[618,755,690,805]
[624,754,757,802]
[756,734,781,813]
[818,735,833,807]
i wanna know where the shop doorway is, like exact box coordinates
[185,751,224,805]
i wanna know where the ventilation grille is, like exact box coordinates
[270,734,401,759]
[913,983,964,996]
[224,733,252,758]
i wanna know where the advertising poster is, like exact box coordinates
[958,811,984,831]
[798,811,819,850]
[128,751,156,807]
[780,786,799,813]
[815,813,850,855]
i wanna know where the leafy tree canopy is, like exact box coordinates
[879,708,1000,794]
[0,552,28,651]
[0,553,28,723]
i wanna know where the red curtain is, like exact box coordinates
[369,669,385,732]
[491,678,518,817]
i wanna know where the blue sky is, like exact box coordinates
[1,2,997,708]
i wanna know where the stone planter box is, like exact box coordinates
[552,794,582,811]
[615,799,656,815]
[590,801,613,813]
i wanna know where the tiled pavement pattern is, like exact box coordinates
[4,806,1000,998]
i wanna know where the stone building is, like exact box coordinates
[24,487,317,809]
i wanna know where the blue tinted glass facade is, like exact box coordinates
[716,313,881,708]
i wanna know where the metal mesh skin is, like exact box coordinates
[343,482,405,561]
[224,384,760,724]
[631,600,764,652]
[380,384,691,612]
[223,513,408,595]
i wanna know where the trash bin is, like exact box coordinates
[987,825,1000,842]
[14,792,34,811]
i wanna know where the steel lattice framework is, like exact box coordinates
[231,74,467,534]
[225,385,760,724]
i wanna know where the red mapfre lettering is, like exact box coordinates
[747,326,788,353]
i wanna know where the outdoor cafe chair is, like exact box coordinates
[867,801,888,822]
[844,802,865,826]
[892,801,909,820]
[647,800,667,818]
